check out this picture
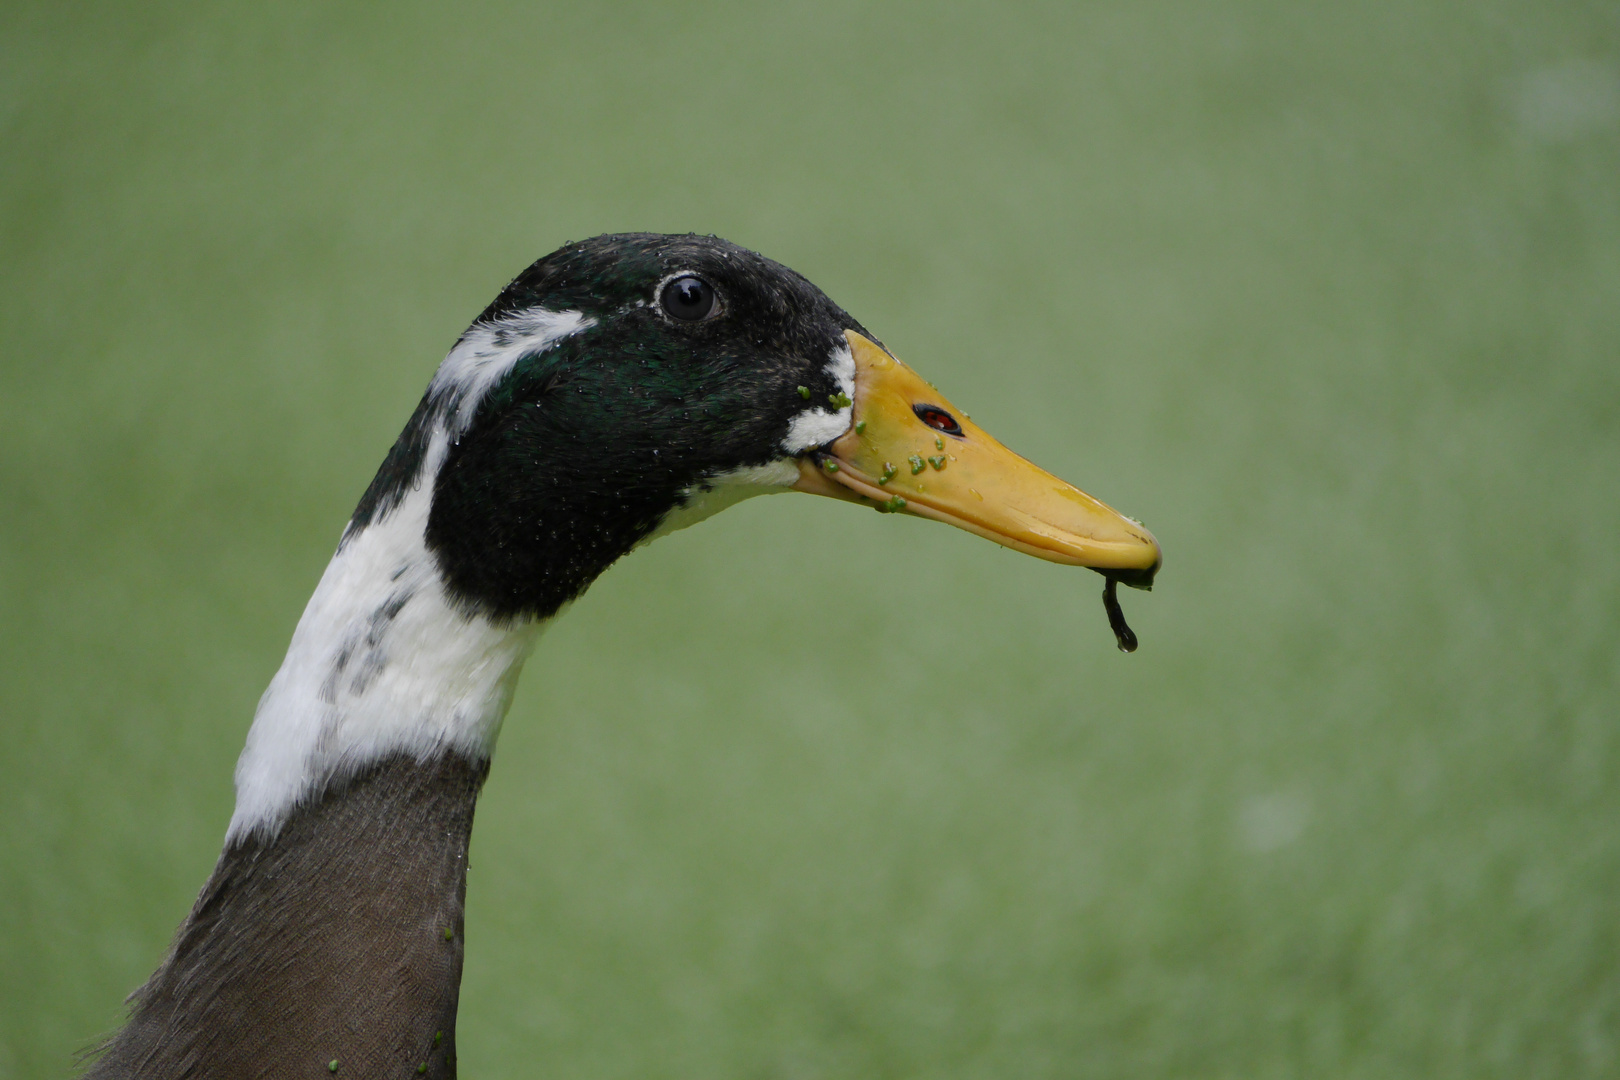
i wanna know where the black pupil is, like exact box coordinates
[662,276,715,321]
[914,404,963,436]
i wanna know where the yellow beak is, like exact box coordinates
[793,330,1162,590]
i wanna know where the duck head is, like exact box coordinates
[356,232,1161,625]
[86,233,1166,1080]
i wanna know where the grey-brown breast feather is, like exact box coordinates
[83,752,487,1080]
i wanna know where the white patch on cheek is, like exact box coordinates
[780,343,857,453]
[827,342,856,398]
[783,408,850,452]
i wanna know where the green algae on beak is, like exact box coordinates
[790,330,1162,650]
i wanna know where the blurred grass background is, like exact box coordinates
[2,1,1618,1076]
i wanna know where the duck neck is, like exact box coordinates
[228,427,544,844]
[88,433,546,1077]
[88,752,486,1080]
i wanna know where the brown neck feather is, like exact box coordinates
[85,752,488,1080]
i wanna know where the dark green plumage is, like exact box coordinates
[351,233,873,621]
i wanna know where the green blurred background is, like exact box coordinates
[3,1,1618,1076]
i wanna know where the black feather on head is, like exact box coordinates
[350,233,874,621]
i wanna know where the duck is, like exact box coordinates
[83,233,1161,1079]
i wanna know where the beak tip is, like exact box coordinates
[1105,546,1161,591]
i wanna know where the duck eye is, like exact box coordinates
[660,275,716,321]
[913,404,963,436]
